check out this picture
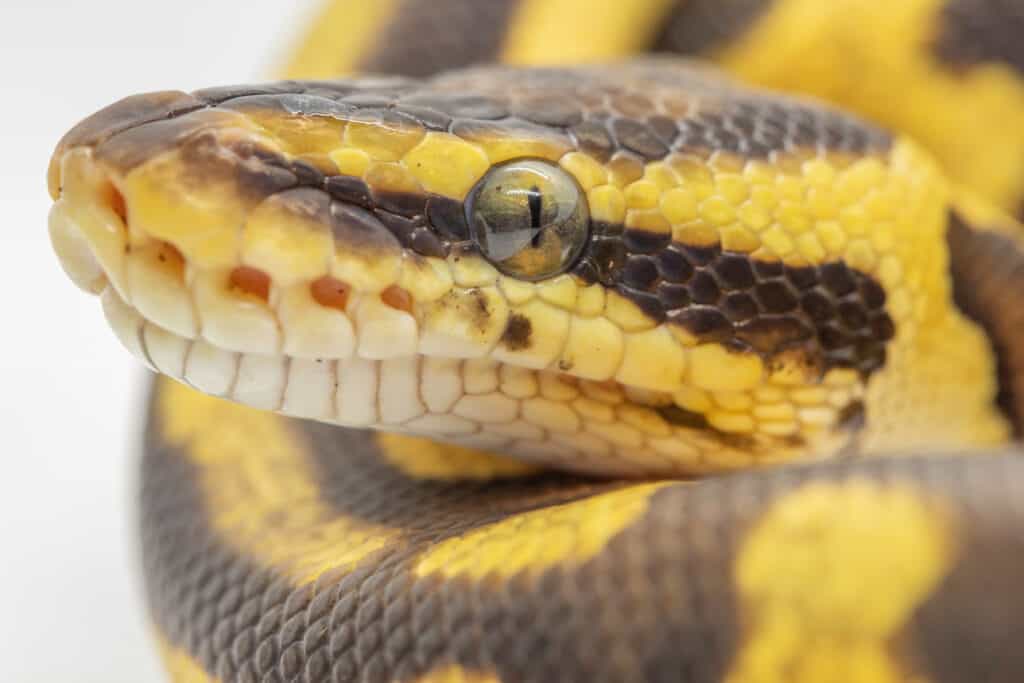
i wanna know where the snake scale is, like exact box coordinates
[47,0,1024,681]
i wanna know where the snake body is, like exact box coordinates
[47,1,1024,681]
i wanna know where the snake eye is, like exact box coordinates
[467,159,589,281]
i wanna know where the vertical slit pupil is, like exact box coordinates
[527,186,543,248]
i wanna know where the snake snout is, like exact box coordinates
[46,72,931,477]
[48,148,127,295]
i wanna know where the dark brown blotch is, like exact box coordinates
[579,234,628,285]
[426,195,470,241]
[184,133,300,204]
[655,247,695,283]
[860,278,887,309]
[789,266,819,290]
[837,301,869,330]
[754,281,798,314]
[681,244,719,267]
[657,404,757,450]
[933,0,1024,76]
[752,259,784,278]
[624,229,672,254]
[819,262,857,297]
[592,235,893,377]
[409,228,449,258]
[609,117,670,160]
[619,287,667,322]
[370,187,428,218]
[818,324,849,351]
[289,159,325,187]
[669,307,733,342]
[356,0,520,78]
[837,400,866,433]
[871,316,896,342]
[946,211,1024,434]
[569,120,615,162]
[374,210,417,244]
[325,175,374,209]
[714,255,756,290]
[688,272,722,305]
[722,292,759,322]
[501,313,532,351]
[657,283,692,309]
[622,256,660,290]
[656,404,714,430]
[801,290,835,322]
[735,317,813,355]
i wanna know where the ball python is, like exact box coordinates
[46,1,1024,681]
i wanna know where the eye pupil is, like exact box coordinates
[467,160,589,281]
[527,186,543,246]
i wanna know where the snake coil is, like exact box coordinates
[48,1,1024,681]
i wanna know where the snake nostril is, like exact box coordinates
[229,266,272,302]
[311,275,351,312]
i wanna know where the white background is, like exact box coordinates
[1,1,320,679]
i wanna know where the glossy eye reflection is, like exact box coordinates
[467,160,589,281]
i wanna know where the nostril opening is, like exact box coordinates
[100,181,127,223]
[311,276,350,312]
[230,266,271,302]
[381,285,413,314]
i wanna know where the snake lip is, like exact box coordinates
[44,140,796,477]
[48,148,126,296]
[49,200,108,295]
[44,74,894,476]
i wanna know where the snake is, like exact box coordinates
[45,0,1024,681]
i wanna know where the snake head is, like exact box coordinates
[48,61,995,476]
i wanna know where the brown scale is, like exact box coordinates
[933,0,1024,76]
[947,212,1024,435]
[655,0,772,56]
[578,233,894,378]
[356,0,523,78]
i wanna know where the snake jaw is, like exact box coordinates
[48,147,127,297]
[44,92,846,475]
[50,69,948,475]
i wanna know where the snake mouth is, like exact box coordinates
[47,83,881,475]
[48,141,864,476]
